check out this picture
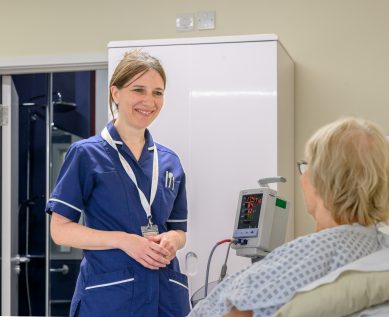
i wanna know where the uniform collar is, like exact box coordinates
[106,120,155,153]
[107,120,124,146]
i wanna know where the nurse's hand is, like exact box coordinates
[118,233,171,270]
[147,230,186,261]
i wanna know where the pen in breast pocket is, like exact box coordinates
[165,171,169,188]
[168,172,173,189]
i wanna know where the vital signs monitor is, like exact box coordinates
[232,177,289,258]
[192,177,290,305]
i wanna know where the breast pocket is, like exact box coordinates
[78,267,135,316]
[160,178,180,213]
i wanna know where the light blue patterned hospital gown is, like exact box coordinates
[189,224,382,317]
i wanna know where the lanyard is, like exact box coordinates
[101,127,159,224]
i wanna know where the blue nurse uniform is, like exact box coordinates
[46,121,190,317]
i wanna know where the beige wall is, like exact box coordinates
[2,0,389,237]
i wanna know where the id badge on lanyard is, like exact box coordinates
[141,218,159,237]
[101,127,159,236]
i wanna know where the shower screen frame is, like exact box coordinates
[0,55,107,316]
[1,75,20,315]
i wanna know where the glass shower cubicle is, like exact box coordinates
[1,70,107,316]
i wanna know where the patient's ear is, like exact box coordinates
[222,307,253,317]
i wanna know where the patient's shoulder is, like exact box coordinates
[266,224,380,272]
[278,224,378,251]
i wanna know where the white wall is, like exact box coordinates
[1,0,389,237]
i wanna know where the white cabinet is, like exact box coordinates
[108,34,294,295]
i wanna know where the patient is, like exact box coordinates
[189,117,389,317]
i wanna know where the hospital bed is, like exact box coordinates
[273,247,389,317]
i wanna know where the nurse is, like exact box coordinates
[46,50,190,317]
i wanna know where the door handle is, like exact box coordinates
[11,254,31,264]
[11,255,31,275]
[50,264,69,275]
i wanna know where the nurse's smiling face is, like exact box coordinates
[111,69,165,130]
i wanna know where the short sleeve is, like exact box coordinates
[167,172,188,231]
[45,143,94,222]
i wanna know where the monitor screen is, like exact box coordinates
[237,193,262,229]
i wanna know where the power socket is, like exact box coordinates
[196,11,216,30]
[176,13,194,32]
